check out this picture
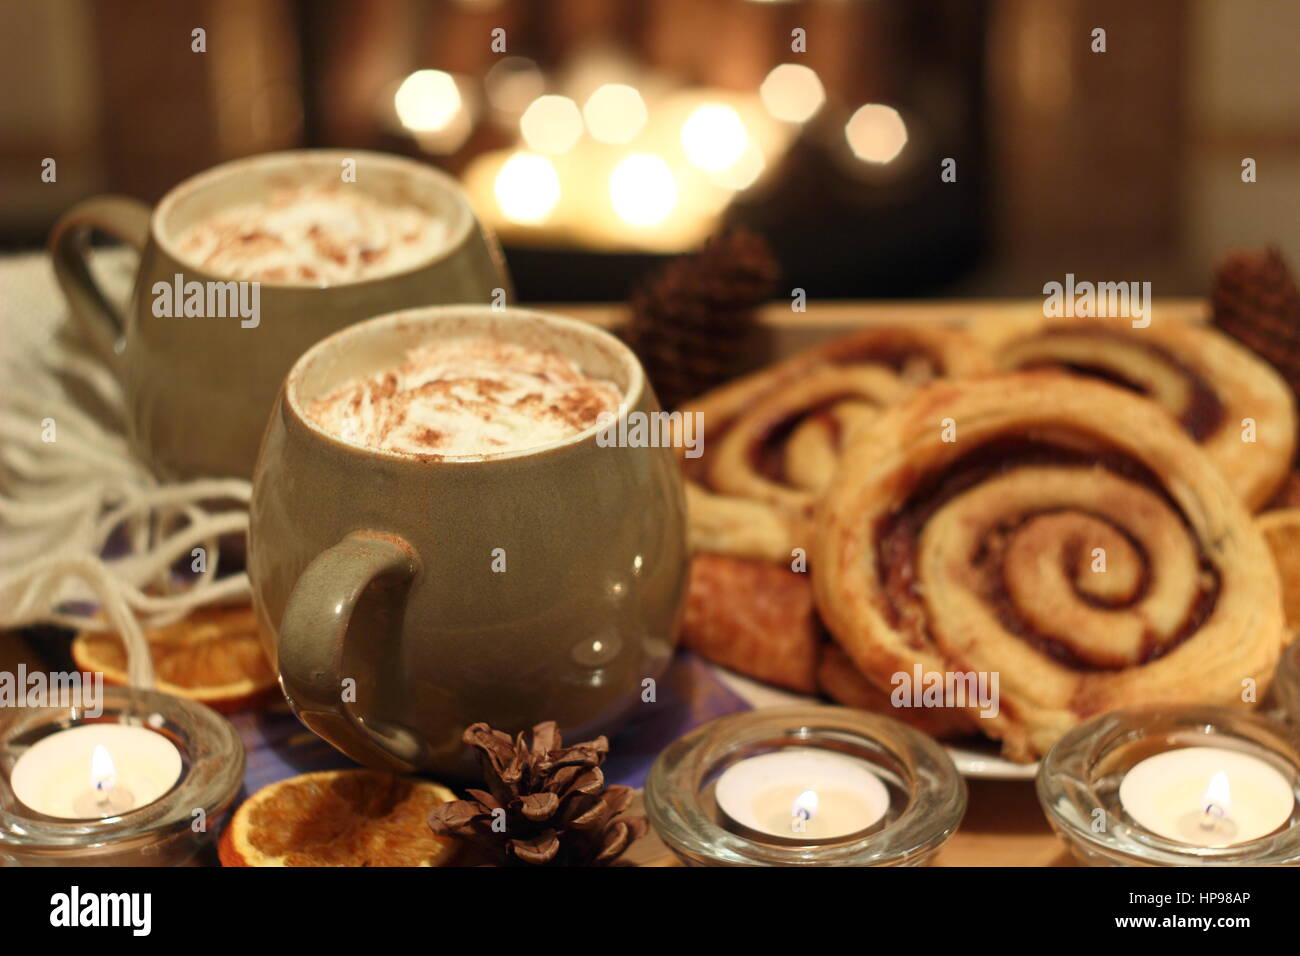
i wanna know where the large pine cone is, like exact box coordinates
[427,722,647,866]
[627,228,780,409]
[1211,247,1300,400]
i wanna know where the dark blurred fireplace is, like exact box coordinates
[292,0,990,301]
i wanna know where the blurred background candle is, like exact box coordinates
[715,748,889,841]
[1118,747,1295,847]
[10,723,183,819]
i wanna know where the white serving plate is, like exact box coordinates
[710,665,1040,781]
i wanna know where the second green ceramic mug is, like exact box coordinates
[248,305,689,778]
[49,149,509,480]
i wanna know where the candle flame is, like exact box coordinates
[90,744,117,793]
[792,789,818,821]
[1202,771,1232,817]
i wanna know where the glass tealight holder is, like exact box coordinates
[1037,706,1300,866]
[644,705,967,866]
[0,685,244,866]
[1275,640,1300,729]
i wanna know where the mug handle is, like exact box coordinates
[278,531,423,772]
[48,196,152,372]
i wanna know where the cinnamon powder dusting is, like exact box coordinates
[305,338,621,457]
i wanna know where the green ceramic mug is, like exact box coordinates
[49,149,509,481]
[248,305,688,778]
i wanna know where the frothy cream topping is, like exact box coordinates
[176,183,449,284]
[305,338,623,458]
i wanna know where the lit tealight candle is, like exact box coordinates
[715,749,890,842]
[11,724,183,820]
[1119,747,1295,847]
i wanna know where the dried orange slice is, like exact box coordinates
[219,769,460,867]
[72,604,277,713]
[1258,508,1300,635]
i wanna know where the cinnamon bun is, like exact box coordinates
[678,325,992,561]
[974,313,1296,510]
[682,553,819,694]
[675,327,993,714]
[814,373,1287,761]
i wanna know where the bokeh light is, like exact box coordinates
[484,57,544,116]
[845,104,908,164]
[610,154,677,226]
[520,95,584,154]
[394,70,463,132]
[583,84,648,144]
[759,64,825,122]
[495,152,561,224]
[680,103,749,171]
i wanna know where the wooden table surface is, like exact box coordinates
[935,779,1073,866]
[556,296,1208,336]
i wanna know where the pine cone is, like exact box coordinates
[627,228,779,409]
[427,721,648,866]
[1210,247,1300,399]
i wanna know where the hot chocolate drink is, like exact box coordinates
[176,183,449,284]
[304,338,623,458]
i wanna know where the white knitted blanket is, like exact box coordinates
[0,249,253,687]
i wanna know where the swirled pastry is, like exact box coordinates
[814,373,1288,761]
[683,554,818,693]
[677,326,993,728]
[973,313,1296,510]
[817,643,976,740]
[678,325,993,560]
[679,552,977,737]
